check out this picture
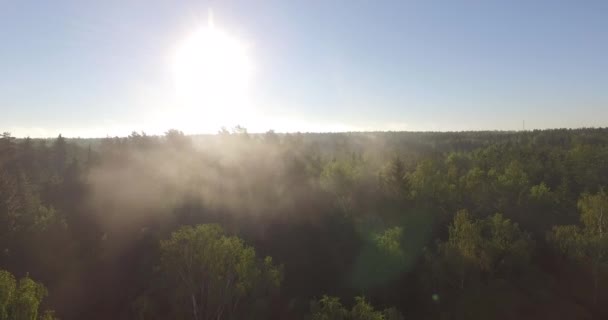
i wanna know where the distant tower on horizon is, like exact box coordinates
[523,120,525,131]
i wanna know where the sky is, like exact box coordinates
[1,0,607,137]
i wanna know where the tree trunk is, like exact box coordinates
[192,294,199,320]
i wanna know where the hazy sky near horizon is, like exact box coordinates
[1,0,607,137]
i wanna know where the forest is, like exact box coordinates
[1,127,608,320]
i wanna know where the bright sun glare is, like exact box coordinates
[172,17,252,132]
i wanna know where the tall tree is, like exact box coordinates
[0,270,55,320]
[159,224,282,320]
[549,190,608,304]
[0,270,16,320]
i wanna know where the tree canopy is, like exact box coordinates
[1,128,608,319]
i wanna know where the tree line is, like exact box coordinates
[1,128,608,319]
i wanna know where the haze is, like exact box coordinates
[3,2,608,319]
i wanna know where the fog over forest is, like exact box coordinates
[1,128,608,319]
[3,0,608,319]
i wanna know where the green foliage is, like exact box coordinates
[320,160,362,212]
[3,129,608,318]
[436,211,533,289]
[351,226,410,289]
[374,227,404,258]
[350,297,384,320]
[379,156,408,199]
[13,276,48,320]
[447,210,482,262]
[549,191,608,263]
[159,224,282,320]
[482,213,534,274]
[549,190,608,304]
[497,160,529,191]
[408,159,445,200]
[549,225,585,259]
[310,296,402,320]
[0,270,53,320]
[578,190,608,235]
[311,295,348,320]
[528,182,559,218]
[0,270,16,320]
[530,182,552,201]
[321,160,360,193]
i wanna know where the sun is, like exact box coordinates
[172,20,252,132]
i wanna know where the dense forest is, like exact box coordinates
[1,128,608,319]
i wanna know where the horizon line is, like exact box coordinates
[4,126,607,140]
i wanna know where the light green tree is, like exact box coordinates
[0,270,55,320]
[549,190,608,304]
[529,182,553,202]
[408,160,448,201]
[440,210,483,289]
[311,296,402,320]
[350,297,384,320]
[374,227,404,257]
[382,307,404,320]
[13,276,48,320]
[310,295,348,320]
[437,210,533,289]
[160,224,282,320]
[481,213,533,277]
[0,270,16,320]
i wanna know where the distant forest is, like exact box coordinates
[1,128,608,320]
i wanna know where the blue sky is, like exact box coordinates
[1,0,607,137]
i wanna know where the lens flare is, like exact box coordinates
[172,22,252,132]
